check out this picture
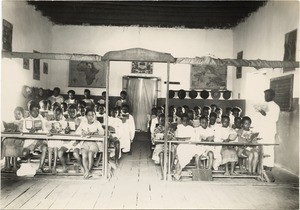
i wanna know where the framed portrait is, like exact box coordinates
[190,65,227,90]
[236,51,243,79]
[69,61,106,87]
[131,61,153,74]
[283,29,297,72]
[43,62,48,74]
[2,19,13,52]
[23,58,30,70]
[33,58,40,80]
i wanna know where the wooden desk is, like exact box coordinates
[1,132,105,176]
[154,139,279,181]
[1,132,104,142]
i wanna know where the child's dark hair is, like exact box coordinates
[84,89,91,94]
[181,113,189,120]
[61,102,67,109]
[14,106,25,116]
[29,102,40,111]
[234,116,242,122]
[221,115,230,121]
[78,100,87,108]
[242,116,252,124]
[120,90,127,96]
[209,112,217,118]
[101,91,106,97]
[85,108,95,116]
[53,87,60,92]
[54,107,63,114]
[67,90,75,95]
[68,104,77,110]
[158,113,165,119]
[202,105,211,111]
[121,103,129,109]
[199,115,208,121]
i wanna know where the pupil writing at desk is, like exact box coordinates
[215,115,238,176]
[75,108,104,179]
[59,105,82,173]
[173,113,196,180]
[151,114,175,177]
[22,103,48,173]
[2,106,25,171]
[46,107,66,174]
[236,116,259,175]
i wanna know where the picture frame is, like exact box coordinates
[2,19,13,52]
[43,62,48,74]
[131,61,153,74]
[283,29,297,72]
[33,50,40,80]
[190,65,227,90]
[23,58,30,70]
[69,60,106,88]
[236,51,243,79]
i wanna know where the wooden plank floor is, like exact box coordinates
[1,132,299,209]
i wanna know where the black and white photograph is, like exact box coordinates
[1,1,299,210]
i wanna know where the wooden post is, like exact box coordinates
[163,62,170,181]
[104,60,110,179]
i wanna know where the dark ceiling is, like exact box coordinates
[28,1,266,29]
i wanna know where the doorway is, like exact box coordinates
[123,76,159,131]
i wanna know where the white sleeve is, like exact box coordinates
[129,115,135,140]
[267,102,280,123]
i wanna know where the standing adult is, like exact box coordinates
[48,87,64,105]
[257,89,280,179]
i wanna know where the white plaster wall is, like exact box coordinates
[49,26,233,96]
[232,1,299,101]
[1,1,53,120]
[232,1,299,175]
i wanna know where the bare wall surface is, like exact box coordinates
[275,98,299,175]
[1,2,53,121]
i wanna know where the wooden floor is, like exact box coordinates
[1,132,299,209]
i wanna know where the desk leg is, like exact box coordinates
[167,142,171,180]
[258,145,265,182]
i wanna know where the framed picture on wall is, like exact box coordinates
[43,62,48,74]
[2,19,13,52]
[23,58,30,70]
[33,50,40,80]
[236,51,243,79]
[131,61,153,74]
[283,29,297,72]
[69,61,106,87]
[190,65,227,90]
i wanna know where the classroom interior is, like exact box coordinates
[1,1,299,209]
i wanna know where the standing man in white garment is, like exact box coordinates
[257,89,280,181]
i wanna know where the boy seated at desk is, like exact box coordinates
[75,108,104,179]
[173,113,198,180]
[151,114,175,175]
[2,107,25,171]
[22,102,48,173]
[236,116,259,175]
[58,104,83,173]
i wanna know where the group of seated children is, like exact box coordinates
[149,104,260,180]
[1,88,135,179]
